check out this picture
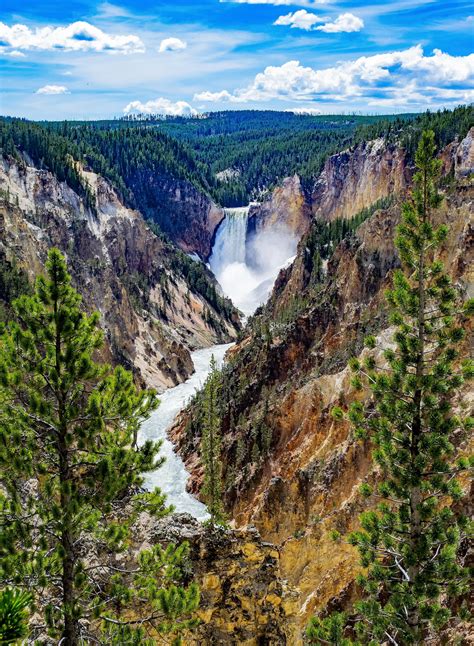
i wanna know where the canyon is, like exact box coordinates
[1,112,472,645]
[170,127,474,643]
[0,156,239,391]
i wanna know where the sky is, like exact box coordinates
[0,0,473,119]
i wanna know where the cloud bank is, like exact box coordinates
[0,20,144,54]
[195,45,474,108]
[123,97,198,116]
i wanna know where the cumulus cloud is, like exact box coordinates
[274,10,322,31]
[316,13,364,33]
[0,20,144,54]
[275,10,363,33]
[193,89,239,103]
[36,85,69,95]
[195,46,474,108]
[158,37,187,53]
[123,97,198,116]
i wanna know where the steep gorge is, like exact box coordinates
[0,155,240,390]
[170,129,474,640]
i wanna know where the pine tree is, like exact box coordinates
[0,589,32,644]
[201,356,225,526]
[309,131,473,645]
[307,612,357,646]
[0,249,199,644]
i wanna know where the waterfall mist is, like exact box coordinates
[209,207,298,315]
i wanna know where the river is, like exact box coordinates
[138,343,233,520]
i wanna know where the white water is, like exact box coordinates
[209,206,299,315]
[138,343,233,520]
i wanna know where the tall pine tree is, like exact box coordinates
[201,356,225,526]
[308,130,473,645]
[0,249,199,644]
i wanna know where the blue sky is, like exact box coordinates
[0,0,473,119]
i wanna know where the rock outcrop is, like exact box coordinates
[0,156,239,390]
[248,174,311,239]
[126,170,224,259]
[147,514,300,645]
[247,136,410,243]
[311,137,410,221]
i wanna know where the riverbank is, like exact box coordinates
[138,343,233,520]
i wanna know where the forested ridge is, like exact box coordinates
[1,106,472,214]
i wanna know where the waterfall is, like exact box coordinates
[209,207,250,271]
[208,205,299,315]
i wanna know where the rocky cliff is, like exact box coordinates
[311,137,410,221]
[170,130,474,641]
[126,170,224,259]
[247,135,411,245]
[248,174,311,239]
[145,514,300,645]
[0,156,239,390]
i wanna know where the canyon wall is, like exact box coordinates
[0,156,239,391]
[247,135,412,244]
[248,174,311,239]
[311,137,410,221]
[171,130,474,641]
[127,170,224,259]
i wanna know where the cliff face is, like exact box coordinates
[247,136,410,243]
[171,131,474,640]
[0,156,239,390]
[145,514,300,645]
[311,137,410,221]
[127,170,224,259]
[248,174,311,239]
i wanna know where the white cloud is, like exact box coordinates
[36,85,69,95]
[274,10,322,31]
[275,11,363,32]
[285,107,323,114]
[0,20,144,54]
[316,13,364,33]
[158,37,187,53]
[193,89,240,102]
[123,97,198,116]
[4,49,26,58]
[195,46,474,107]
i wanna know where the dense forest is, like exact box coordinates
[1,106,472,216]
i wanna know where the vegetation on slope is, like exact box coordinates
[309,131,473,645]
[0,249,200,644]
[2,107,472,215]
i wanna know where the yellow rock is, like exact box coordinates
[240,595,253,612]
[202,573,221,591]
[241,542,263,562]
[282,599,299,616]
[197,608,214,623]
[265,593,282,606]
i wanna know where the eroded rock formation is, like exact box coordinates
[0,157,239,390]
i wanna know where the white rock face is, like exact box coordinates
[455,127,474,178]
